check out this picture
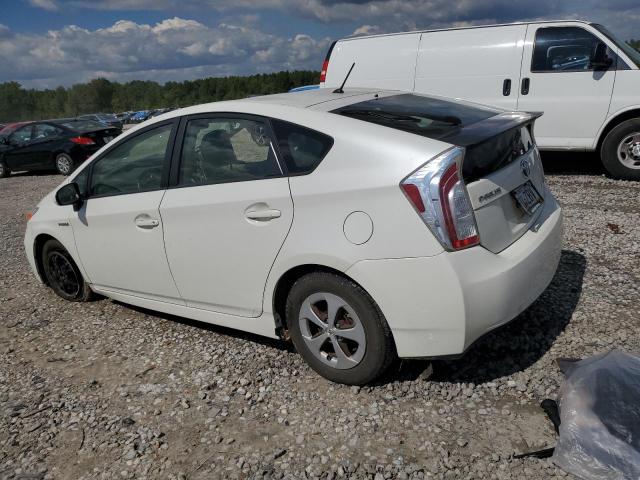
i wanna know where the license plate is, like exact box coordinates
[512,181,543,215]
[103,136,113,144]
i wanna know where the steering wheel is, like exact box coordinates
[137,169,161,190]
[92,183,122,195]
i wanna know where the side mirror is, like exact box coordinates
[0,136,7,145]
[590,42,614,70]
[56,183,83,211]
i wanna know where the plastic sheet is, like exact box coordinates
[553,350,640,479]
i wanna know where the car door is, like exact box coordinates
[69,121,183,303]
[517,23,617,149]
[5,125,36,170]
[414,25,527,110]
[160,114,293,317]
[30,123,65,169]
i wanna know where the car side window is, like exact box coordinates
[89,123,172,197]
[33,124,63,141]
[271,119,334,174]
[532,27,611,72]
[11,126,33,144]
[178,117,281,186]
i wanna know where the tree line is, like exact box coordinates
[0,70,319,123]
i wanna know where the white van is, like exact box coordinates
[320,20,640,180]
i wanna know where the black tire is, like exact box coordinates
[54,153,74,176]
[0,160,10,178]
[42,239,93,302]
[601,118,640,180]
[286,272,397,385]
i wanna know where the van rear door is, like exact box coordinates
[322,33,421,91]
[414,25,527,110]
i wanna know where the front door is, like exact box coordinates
[517,23,617,149]
[70,121,182,303]
[160,115,293,317]
[5,125,37,170]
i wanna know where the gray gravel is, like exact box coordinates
[1,155,639,480]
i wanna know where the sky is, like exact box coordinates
[0,0,639,89]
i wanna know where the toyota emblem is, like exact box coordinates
[520,157,532,178]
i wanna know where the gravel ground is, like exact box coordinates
[1,154,639,480]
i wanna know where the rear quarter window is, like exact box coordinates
[271,120,333,174]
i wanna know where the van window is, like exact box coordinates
[271,120,334,174]
[332,94,498,141]
[592,24,640,69]
[532,27,609,72]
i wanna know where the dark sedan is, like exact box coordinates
[0,119,121,177]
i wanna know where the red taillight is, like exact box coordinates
[320,59,329,83]
[401,183,425,213]
[70,136,95,145]
[439,163,480,249]
[401,147,480,251]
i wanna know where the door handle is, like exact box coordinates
[134,214,160,229]
[521,77,530,95]
[503,79,511,96]
[245,209,281,221]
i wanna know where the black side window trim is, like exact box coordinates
[531,26,620,73]
[83,119,179,200]
[167,112,287,189]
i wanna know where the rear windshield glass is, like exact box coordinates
[59,120,107,131]
[331,94,498,140]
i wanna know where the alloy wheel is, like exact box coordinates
[298,292,366,370]
[56,155,72,175]
[617,132,640,169]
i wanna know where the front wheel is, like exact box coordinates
[286,272,397,385]
[55,153,74,176]
[42,239,93,302]
[601,119,640,180]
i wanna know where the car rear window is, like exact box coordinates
[271,119,333,174]
[331,94,498,140]
[59,120,107,131]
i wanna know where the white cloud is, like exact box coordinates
[28,0,59,10]
[0,17,330,87]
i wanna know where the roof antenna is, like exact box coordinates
[333,62,355,94]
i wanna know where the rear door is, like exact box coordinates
[517,23,616,149]
[160,114,293,317]
[414,25,527,110]
[31,123,66,168]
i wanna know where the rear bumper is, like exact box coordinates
[345,192,563,358]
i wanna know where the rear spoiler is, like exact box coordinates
[440,111,543,147]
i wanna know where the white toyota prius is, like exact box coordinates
[24,89,563,384]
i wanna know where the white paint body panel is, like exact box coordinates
[321,21,640,151]
[159,178,294,317]
[415,25,527,110]
[24,89,564,359]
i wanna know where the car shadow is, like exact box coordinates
[384,249,587,385]
[540,151,605,176]
[114,301,294,353]
[10,170,58,177]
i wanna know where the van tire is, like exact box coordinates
[601,118,640,180]
[286,272,397,385]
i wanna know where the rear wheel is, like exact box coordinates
[55,153,74,176]
[286,272,397,385]
[42,239,93,302]
[0,160,9,178]
[601,118,640,180]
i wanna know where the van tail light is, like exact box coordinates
[319,41,336,84]
[320,59,329,83]
[401,147,480,251]
[70,136,95,145]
